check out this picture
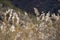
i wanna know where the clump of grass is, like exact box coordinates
[0,3,60,40]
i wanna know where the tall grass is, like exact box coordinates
[0,3,60,40]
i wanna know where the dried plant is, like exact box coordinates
[0,3,60,40]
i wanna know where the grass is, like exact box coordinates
[0,0,24,13]
[0,2,60,40]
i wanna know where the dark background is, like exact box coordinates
[11,0,60,15]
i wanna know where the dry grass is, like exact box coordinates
[0,3,60,40]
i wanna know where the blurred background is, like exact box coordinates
[10,0,60,15]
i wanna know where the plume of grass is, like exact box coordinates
[0,3,60,40]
